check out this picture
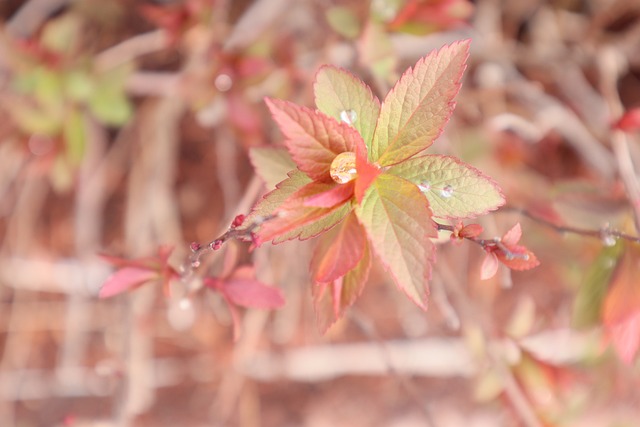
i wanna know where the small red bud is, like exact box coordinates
[211,239,223,250]
[231,214,246,228]
[190,242,201,252]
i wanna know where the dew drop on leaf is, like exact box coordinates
[418,181,431,192]
[340,109,357,126]
[440,185,454,198]
[330,151,358,184]
[601,233,617,247]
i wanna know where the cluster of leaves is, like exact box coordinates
[3,13,132,189]
[99,243,284,340]
[245,40,539,331]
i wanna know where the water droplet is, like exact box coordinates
[601,233,617,247]
[418,181,431,192]
[330,151,358,184]
[440,185,454,198]
[214,73,233,92]
[340,110,357,126]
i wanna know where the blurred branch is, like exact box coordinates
[95,30,167,72]
[5,0,71,38]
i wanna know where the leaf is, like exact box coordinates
[249,146,297,189]
[371,40,470,166]
[63,108,86,166]
[388,154,505,218]
[243,169,312,226]
[310,213,366,283]
[99,267,158,298]
[354,147,381,204]
[356,174,436,308]
[313,65,381,150]
[221,266,285,309]
[603,244,640,363]
[255,192,352,245]
[326,6,361,39]
[502,223,522,246]
[572,242,623,329]
[613,108,640,132]
[480,253,499,280]
[304,181,355,208]
[312,241,371,333]
[265,98,363,181]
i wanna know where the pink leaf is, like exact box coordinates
[265,97,363,181]
[222,278,285,309]
[607,311,640,364]
[99,267,158,298]
[480,253,499,280]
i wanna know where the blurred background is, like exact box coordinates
[1,0,640,426]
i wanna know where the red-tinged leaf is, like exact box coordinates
[388,0,473,34]
[222,269,285,309]
[356,174,436,309]
[242,169,312,227]
[496,245,540,271]
[99,267,158,298]
[312,241,371,333]
[313,65,381,150]
[249,146,297,189]
[613,108,640,132]
[607,311,640,364]
[310,213,366,283]
[255,190,352,245]
[480,253,499,280]
[265,97,363,181]
[371,40,469,166]
[354,147,381,204]
[304,181,355,208]
[459,223,483,239]
[388,154,505,218]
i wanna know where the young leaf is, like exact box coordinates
[310,213,366,283]
[371,40,469,166]
[99,267,158,298]
[312,241,371,333]
[265,98,363,181]
[572,242,623,329]
[356,174,436,308]
[304,181,355,208]
[603,244,640,363]
[313,65,381,149]
[220,266,285,309]
[249,147,297,189]
[242,169,312,227]
[388,154,505,218]
[255,196,352,245]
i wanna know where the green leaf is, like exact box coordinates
[243,169,312,227]
[312,237,371,333]
[63,108,86,166]
[313,65,380,151]
[572,242,623,329]
[265,97,363,181]
[89,66,133,126]
[356,174,436,308]
[387,154,505,219]
[371,40,470,166]
[249,147,297,189]
[326,6,361,39]
[358,21,397,86]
